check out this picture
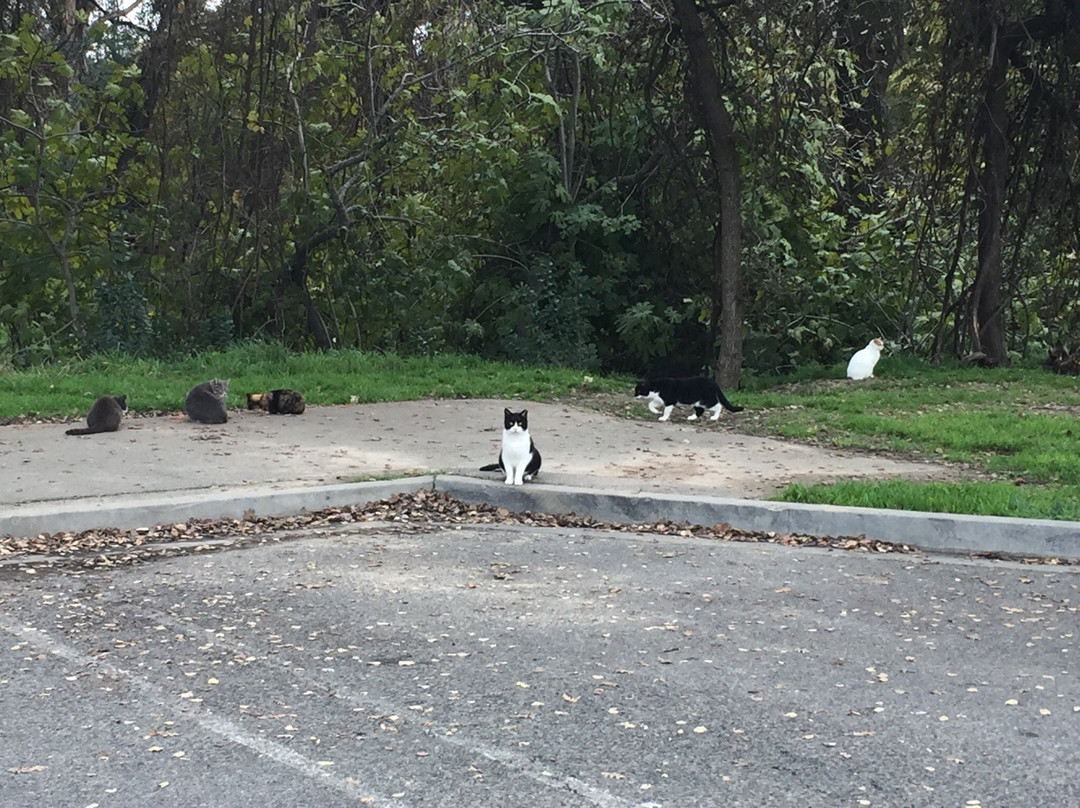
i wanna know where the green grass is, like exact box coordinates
[737,356,1080,520]
[780,480,1080,522]
[0,343,629,420]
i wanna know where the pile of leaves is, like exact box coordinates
[1,488,919,570]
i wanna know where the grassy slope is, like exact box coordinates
[736,357,1080,520]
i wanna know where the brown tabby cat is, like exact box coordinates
[65,395,127,436]
[246,389,306,415]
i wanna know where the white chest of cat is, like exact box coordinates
[480,408,542,485]
[500,428,534,484]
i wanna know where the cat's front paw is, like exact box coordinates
[687,413,697,420]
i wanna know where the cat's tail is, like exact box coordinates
[65,426,99,436]
[714,385,745,413]
[479,462,502,472]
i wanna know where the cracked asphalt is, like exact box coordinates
[1,521,1076,807]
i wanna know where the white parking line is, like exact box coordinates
[147,606,659,808]
[1,620,395,805]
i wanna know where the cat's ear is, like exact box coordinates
[520,409,527,417]
[504,408,512,415]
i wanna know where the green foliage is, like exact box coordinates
[489,255,601,370]
[2,0,1080,380]
[725,7,909,372]
[194,311,237,354]
[616,302,678,363]
[0,15,141,360]
[87,270,152,357]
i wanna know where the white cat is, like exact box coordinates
[847,338,884,380]
[479,409,541,485]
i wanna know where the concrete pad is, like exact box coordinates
[0,399,953,506]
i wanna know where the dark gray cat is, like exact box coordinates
[65,394,127,436]
[185,379,229,424]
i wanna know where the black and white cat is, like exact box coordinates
[480,408,542,485]
[634,376,744,422]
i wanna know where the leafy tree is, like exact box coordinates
[0,13,141,358]
[5,0,1080,378]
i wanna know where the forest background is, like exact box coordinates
[3,0,1079,386]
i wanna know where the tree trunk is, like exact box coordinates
[288,235,335,351]
[56,236,84,346]
[127,0,184,138]
[833,0,902,213]
[971,20,1009,366]
[671,0,743,389]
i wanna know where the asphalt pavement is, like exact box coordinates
[0,520,1076,807]
[2,399,1079,806]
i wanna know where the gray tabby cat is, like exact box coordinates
[65,394,127,436]
[185,378,229,424]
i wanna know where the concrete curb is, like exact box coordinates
[0,478,435,539]
[2,474,1079,561]
[434,476,1080,560]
